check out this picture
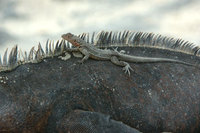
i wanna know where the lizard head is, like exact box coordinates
[62,33,82,47]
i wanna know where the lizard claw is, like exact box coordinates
[113,47,119,52]
[113,47,126,54]
[122,64,133,76]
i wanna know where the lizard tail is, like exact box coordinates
[118,54,196,67]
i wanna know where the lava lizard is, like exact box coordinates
[62,33,196,75]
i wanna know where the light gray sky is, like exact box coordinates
[0,0,200,54]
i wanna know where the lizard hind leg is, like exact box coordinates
[110,56,133,76]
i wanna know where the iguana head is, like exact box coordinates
[62,33,82,47]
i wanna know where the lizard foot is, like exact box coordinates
[122,64,133,76]
[113,47,126,54]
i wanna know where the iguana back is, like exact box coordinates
[0,31,200,133]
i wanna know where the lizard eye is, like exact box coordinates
[74,40,80,43]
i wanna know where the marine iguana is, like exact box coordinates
[0,31,200,133]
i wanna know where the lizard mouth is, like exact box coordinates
[73,42,81,47]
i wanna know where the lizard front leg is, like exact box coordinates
[78,48,90,64]
[110,56,133,76]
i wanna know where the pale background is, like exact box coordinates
[0,0,200,54]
